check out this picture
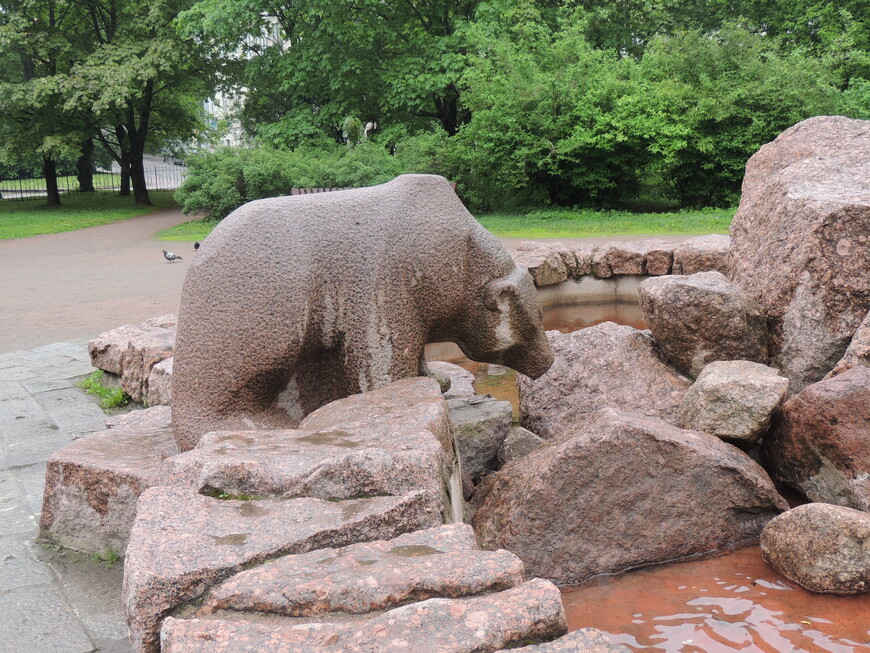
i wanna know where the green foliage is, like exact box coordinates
[174,143,405,218]
[91,546,122,568]
[77,370,130,411]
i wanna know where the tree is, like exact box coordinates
[61,0,216,205]
[0,0,81,206]
[178,0,489,147]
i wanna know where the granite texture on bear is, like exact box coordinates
[172,174,553,451]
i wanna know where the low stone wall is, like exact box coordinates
[511,235,730,288]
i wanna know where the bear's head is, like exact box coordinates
[456,267,554,379]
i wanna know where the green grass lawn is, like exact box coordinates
[156,206,734,242]
[0,191,178,239]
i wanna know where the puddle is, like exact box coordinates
[389,545,444,557]
[562,546,870,652]
[296,430,360,448]
[211,533,248,546]
[236,503,268,517]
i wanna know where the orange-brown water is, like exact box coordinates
[432,300,870,653]
[562,546,870,652]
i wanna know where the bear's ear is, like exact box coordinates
[484,277,518,312]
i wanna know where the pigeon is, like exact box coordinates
[194,241,201,250]
[163,250,183,263]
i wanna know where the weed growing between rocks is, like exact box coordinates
[77,370,130,411]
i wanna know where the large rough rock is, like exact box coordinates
[590,240,674,277]
[826,309,870,379]
[513,242,570,286]
[761,504,870,595]
[124,487,440,653]
[428,360,476,398]
[504,629,631,653]
[638,272,768,378]
[498,426,546,466]
[160,579,567,653]
[447,395,512,484]
[160,379,457,522]
[88,315,176,403]
[145,356,172,406]
[39,406,177,555]
[730,116,870,393]
[678,361,789,445]
[172,175,553,451]
[203,524,524,616]
[518,324,690,439]
[762,366,870,510]
[672,235,730,275]
[472,408,788,584]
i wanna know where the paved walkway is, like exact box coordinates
[0,207,193,353]
[0,341,131,653]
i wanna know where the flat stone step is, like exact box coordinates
[202,523,524,617]
[161,578,567,653]
[124,486,441,653]
[39,405,177,555]
[159,376,459,522]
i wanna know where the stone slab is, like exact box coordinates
[161,578,567,653]
[203,524,523,617]
[40,408,180,555]
[124,487,441,653]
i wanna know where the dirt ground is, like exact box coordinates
[0,206,699,353]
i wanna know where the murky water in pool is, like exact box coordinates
[429,300,870,653]
[562,546,870,652]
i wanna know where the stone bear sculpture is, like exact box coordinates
[172,174,553,451]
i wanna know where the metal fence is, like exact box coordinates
[0,166,187,201]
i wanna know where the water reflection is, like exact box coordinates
[562,547,870,653]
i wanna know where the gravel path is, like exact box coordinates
[0,208,195,353]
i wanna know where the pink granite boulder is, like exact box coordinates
[638,271,768,378]
[161,578,567,653]
[89,315,176,403]
[513,243,570,287]
[472,408,787,584]
[672,235,730,275]
[447,394,513,484]
[39,406,177,555]
[678,361,788,445]
[761,504,870,595]
[202,524,524,617]
[730,116,870,393]
[159,377,460,522]
[518,324,690,439]
[145,357,172,406]
[428,360,476,398]
[826,310,870,379]
[762,366,870,511]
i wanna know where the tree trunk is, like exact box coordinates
[127,83,153,206]
[43,155,62,206]
[115,125,132,196]
[76,138,96,192]
[130,153,151,205]
[120,166,131,196]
